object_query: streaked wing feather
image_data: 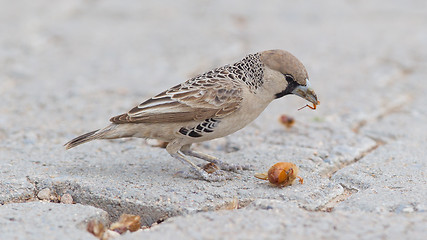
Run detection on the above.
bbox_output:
[110,77,243,124]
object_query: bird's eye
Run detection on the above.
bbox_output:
[284,74,295,82]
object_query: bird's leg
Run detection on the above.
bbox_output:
[180,144,251,172]
[170,152,230,182]
[166,140,230,181]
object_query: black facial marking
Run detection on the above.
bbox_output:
[275,74,300,99]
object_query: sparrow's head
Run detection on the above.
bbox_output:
[260,49,319,105]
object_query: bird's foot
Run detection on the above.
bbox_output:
[180,148,252,172]
[171,152,235,182]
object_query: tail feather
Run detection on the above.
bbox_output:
[64,129,100,149]
[65,124,138,149]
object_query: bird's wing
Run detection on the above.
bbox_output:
[110,75,243,124]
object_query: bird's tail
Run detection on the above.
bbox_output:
[64,123,144,149]
[64,129,101,149]
[64,124,124,149]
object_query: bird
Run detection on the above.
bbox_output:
[64,49,319,181]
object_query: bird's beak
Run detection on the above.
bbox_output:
[291,79,319,105]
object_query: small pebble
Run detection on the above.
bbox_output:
[37,188,51,200]
[61,193,73,204]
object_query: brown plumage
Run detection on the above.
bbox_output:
[65,49,319,181]
[110,78,243,124]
